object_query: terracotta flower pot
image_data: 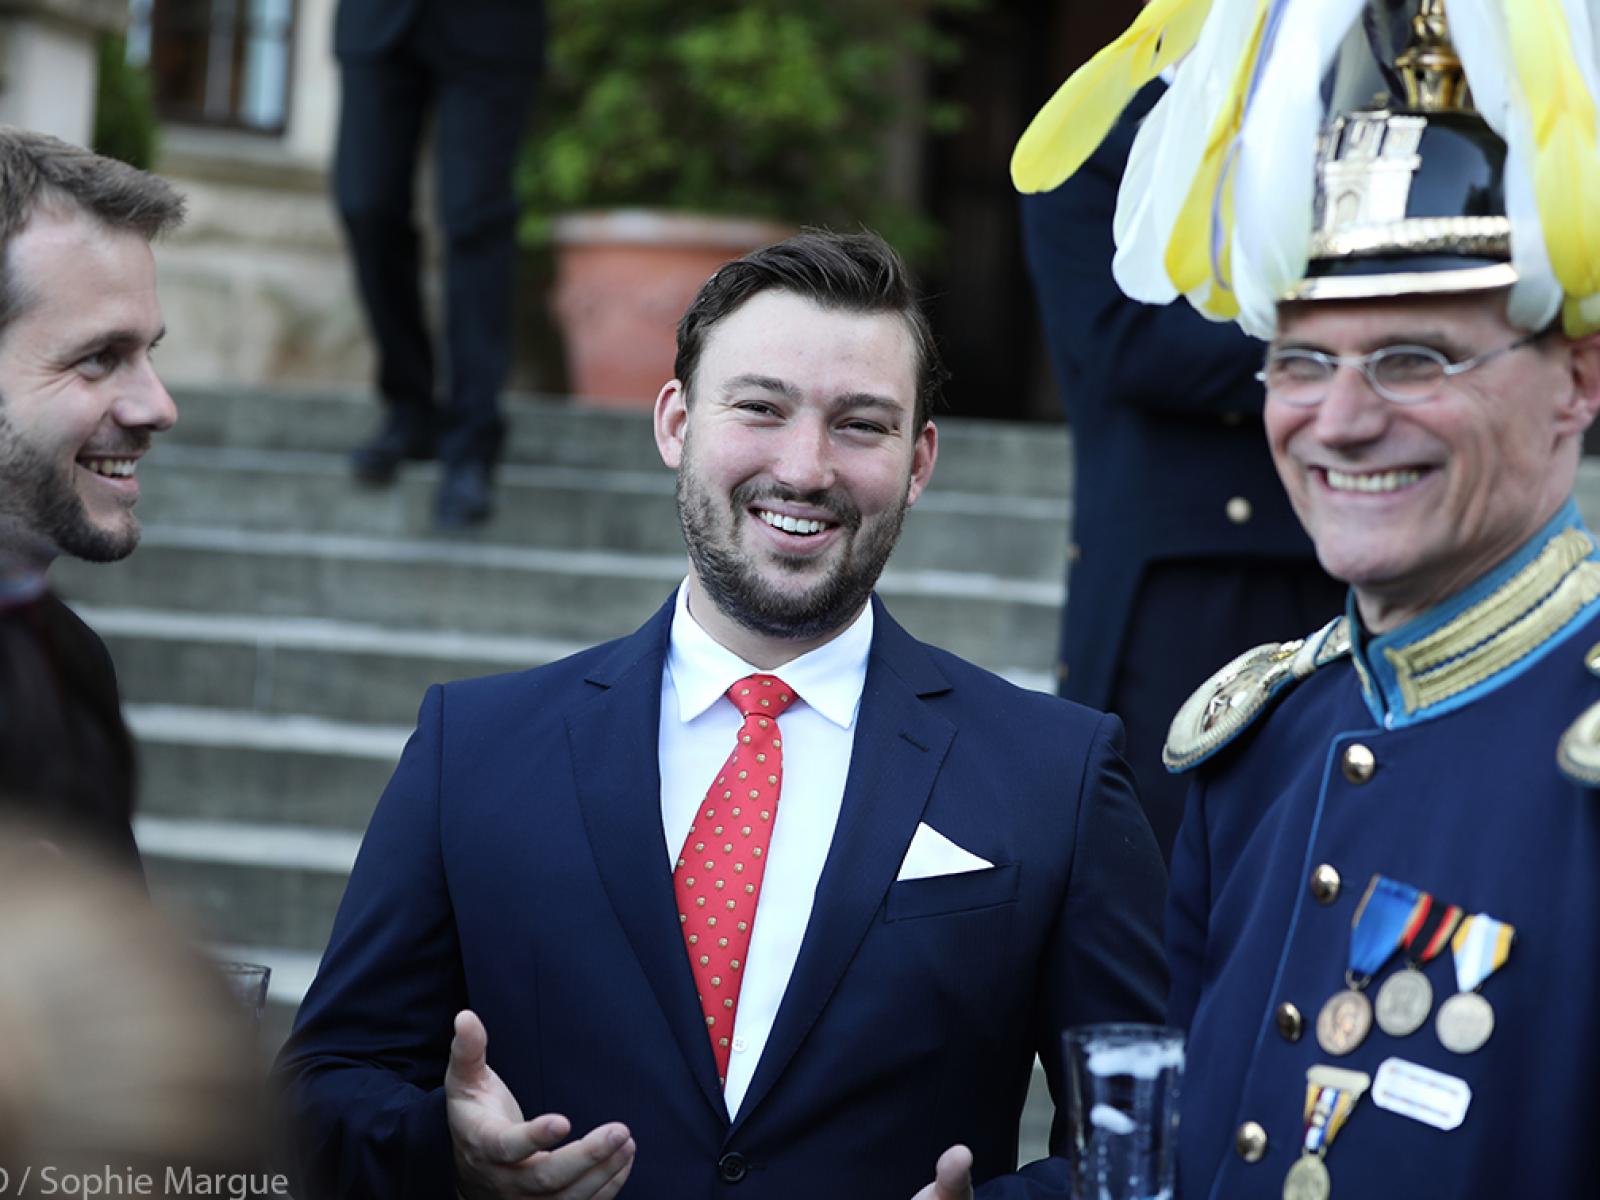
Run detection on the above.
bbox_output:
[551,210,793,409]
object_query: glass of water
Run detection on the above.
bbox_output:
[216,960,272,1027]
[1063,1023,1184,1200]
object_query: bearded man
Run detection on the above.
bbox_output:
[276,230,1167,1200]
[0,128,183,867]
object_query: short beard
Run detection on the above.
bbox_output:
[676,461,907,643]
[0,411,139,564]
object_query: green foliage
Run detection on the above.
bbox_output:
[518,0,977,258]
[93,35,159,170]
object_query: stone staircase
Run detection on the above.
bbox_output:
[48,385,1074,1157]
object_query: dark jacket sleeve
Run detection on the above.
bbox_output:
[1165,775,1211,1033]
[273,685,464,1200]
[978,713,1169,1199]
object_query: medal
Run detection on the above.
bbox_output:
[1374,899,1462,1038]
[1436,991,1496,1053]
[1435,913,1514,1054]
[1283,1066,1370,1200]
[1316,876,1422,1056]
[1283,1154,1330,1200]
[1315,989,1372,1056]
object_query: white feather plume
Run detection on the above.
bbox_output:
[1450,0,1565,330]
[1111,0,1267,306]
[1231,0,1370,338]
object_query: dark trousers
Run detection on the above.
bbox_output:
[1107,558,1347,865]
[334,28,537,467]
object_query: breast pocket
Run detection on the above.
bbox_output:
[884,863,1020,922]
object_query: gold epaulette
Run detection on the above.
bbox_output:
[1163,617,1351,773]
[1556,640,1600,786]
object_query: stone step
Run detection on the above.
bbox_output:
[134,443,1070,583]
[56,527,1063,679]
[163,387,1073,500]
[126,704,402,830]
[138,815,355,955]
[94,607,587,723]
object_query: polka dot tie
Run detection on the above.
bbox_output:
[674,673,797,1087]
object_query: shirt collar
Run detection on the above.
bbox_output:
[1348,499,1600,727]
[0,551,46,611]
[666,580,872,730]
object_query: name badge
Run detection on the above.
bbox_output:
[1371,1057,1471,1131]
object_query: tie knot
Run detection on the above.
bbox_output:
[727,674,797,719]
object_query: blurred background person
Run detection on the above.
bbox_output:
[0,826,268,1195]
[335,0,545,528]
[1020,78,1343,863]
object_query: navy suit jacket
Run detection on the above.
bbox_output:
[1020,82,1319,710]
[276,595,1168,1198]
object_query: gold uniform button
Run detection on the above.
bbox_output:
[1236,1121,1268,1163]
[1310,863,1341,905]
[1275,1002,1304,1042]
[1226,496,1253,524]
[1341,742,1376,784]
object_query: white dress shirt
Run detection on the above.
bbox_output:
[659,581,871,1118]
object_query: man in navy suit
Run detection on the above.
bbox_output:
[334,0,543,526]
[276,231,1167,1198]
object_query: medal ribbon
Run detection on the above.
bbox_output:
[1300,1067,1370,1154]
[1348,875,1424,984]
[1406,900,1463,966]
[1451,913,1515,993]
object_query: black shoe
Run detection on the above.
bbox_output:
[351,417,437,485]
[434,460,494,528]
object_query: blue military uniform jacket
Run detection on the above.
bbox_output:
[1165,502,1600,1198]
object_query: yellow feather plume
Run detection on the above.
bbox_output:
[1503,0,1600,324]
[1011,0,1214,193]
[1163,0,1267,319]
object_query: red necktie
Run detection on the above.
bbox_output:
[674,673,797,1086]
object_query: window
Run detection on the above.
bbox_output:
[127,0,296,134]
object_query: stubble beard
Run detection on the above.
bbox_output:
[675,452,908,643]
[0,410,140,564]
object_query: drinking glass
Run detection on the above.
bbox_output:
[1063,1023,1183,1200]
[217,961,272,1026]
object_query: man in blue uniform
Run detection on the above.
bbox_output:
[1013,1,1600,1196]
[1158,12,1600,1200]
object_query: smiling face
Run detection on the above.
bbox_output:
[1266,291,1600,631]
[654,289,937,664]
[0,205,175,568]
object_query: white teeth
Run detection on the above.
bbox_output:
[757,509,827,535]
[83,458,136,479]
[1325,467,1423,494]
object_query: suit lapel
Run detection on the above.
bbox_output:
[732,601,955,1129]
[567,600,729,1121]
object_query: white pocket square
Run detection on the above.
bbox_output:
[895,822,994,882]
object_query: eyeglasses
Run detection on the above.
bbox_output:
[1256,331,1547,406]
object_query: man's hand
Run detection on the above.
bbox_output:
[447,1009,635,1198]
[910,1144,974,1200]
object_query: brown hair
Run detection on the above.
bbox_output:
[0,127,185,333]
[673,230,946,431]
